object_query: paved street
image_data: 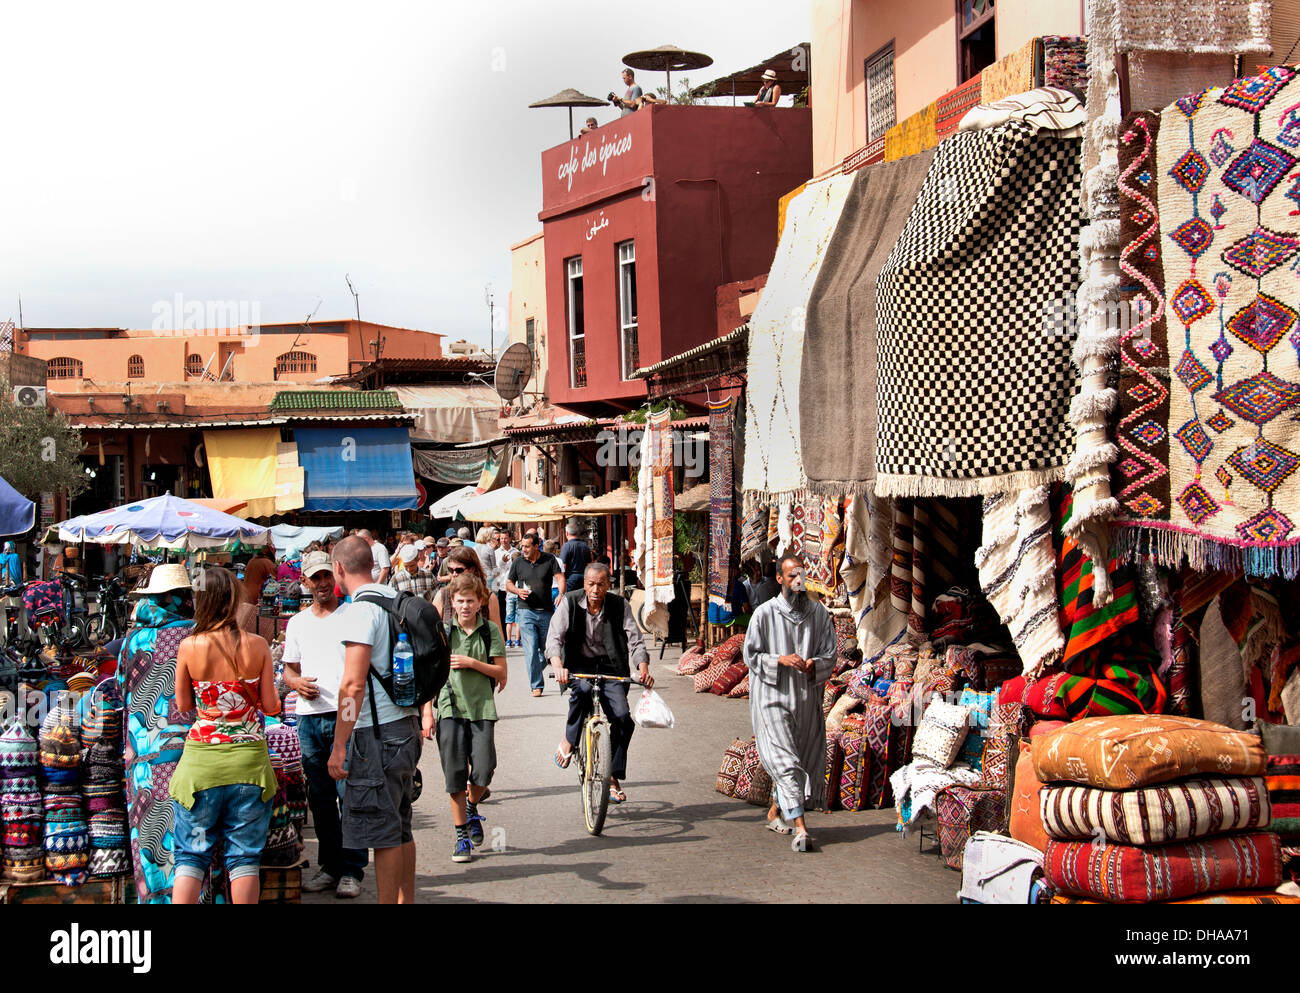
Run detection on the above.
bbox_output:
[303,643,960,904]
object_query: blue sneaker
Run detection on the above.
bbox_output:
[467,812,486,846]
[452,836,474,863]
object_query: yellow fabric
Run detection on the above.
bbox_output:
[883,103,938,162]
[203,428,282,519]
[273,442,305,513]
[776,182,808,240]
[980,38,1042,103]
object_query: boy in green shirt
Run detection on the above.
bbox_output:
[423,573,506,863]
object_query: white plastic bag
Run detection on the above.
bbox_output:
[632,687,675,729]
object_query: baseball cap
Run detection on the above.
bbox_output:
[436,537,449,548]
[301,550,333,578]
[423,537,436,547]
[445,528,457,538]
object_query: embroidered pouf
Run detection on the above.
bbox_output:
[1044,832,1284,903]
[838,717,870,812]
[824,731,845,811]
[937,786,1006,871]
[1032,715,1267,788]
[733,738,772,808]
[715,737,746,797]
[1040,775,1271,845]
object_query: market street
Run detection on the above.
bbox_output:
[303,643,958,905]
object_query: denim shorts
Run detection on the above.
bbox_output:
[505,593,518,623]
[172,783,273,881]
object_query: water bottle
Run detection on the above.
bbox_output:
[392,633,416,707]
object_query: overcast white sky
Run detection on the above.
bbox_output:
[2,0,811,350]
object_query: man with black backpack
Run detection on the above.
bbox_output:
[328,535,450,904]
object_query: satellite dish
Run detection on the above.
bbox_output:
[494,342,534,401]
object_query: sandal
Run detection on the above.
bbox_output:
[554,745,573,770]
[791,831,810,852]
[608,786,627,804]
[767,815,793,835]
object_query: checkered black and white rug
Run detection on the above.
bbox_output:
[874,121,1083,498]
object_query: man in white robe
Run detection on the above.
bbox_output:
[743,554,837,851]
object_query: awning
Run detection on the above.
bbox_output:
[202,428,284,519]
[392,385,502,445]
[429,485,481,519]
[411,444,506,485]
[457,486,546,523]
[268,523,345,558]
[295,427,420,512]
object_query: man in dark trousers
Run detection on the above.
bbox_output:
[559,521,593,594]
[547,562,652,804]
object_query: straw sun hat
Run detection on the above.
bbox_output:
[129,564,193,597]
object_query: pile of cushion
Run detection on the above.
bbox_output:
[81,677,129,879]
[680,634,749,698]
[714,736,772,807]
[0,721,44,882]
[1035,715,1285,903]
[40,706,88,885]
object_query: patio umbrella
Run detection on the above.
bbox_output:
[499,492,583,517]
[0,475,35,536]
[675,483,710,514]
[56,493,269,551]
[560,483,639,517]
[458,486,547,523]
[622,44,713,103]
[429,484,480,520]
[528,88,608,139]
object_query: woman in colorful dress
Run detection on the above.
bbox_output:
[170,565,279,904]
[116,564,197,904]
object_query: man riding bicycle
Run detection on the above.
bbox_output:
[547,562,652,804]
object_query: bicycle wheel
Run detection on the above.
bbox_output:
[581,718,612,836]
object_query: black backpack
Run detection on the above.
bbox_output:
[354,589,451,730]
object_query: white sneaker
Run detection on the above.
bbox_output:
[335,876,362,899]
[303,869,338,893]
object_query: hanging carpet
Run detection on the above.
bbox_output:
[707,396,736,616]
[875,121,1083,498]
[1112,68,1300,579]
[799,150,936,497]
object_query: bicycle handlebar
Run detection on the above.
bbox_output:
[565,674,642,684]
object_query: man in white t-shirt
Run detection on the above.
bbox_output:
[281,550,366,898]
[329,535,421,905]
[359,529,392,584]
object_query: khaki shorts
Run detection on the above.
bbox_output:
[342,716,422,850]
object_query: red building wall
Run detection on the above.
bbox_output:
[539,105,812,413]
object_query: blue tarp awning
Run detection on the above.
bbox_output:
[0,475,36,537]
[295,427,419,512]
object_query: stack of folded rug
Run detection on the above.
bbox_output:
[1035,715,1286,903]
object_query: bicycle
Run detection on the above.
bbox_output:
[563,672,640,836]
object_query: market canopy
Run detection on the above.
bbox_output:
[392,385,502,445]
[267,523,345,559]
[56,493,269,550]
[675,483,710,514]
[690,42,810,101]
[295,426,420,512]
[411,444,506,486]
[0,475,35,537]
[500,492,582,517]
[429,485,482,519]
[562,484,638,517]
[457,486,547,523]
[203,428,304,518]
